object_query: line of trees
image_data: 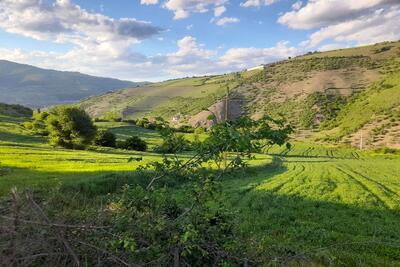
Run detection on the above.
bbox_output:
[24,106,148,151]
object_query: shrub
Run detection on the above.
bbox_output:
[176,125,194,133]
[118,136,147,151]
[94,130,116,147]
[103,112,122,122]
[156,128,191,153]
[24,111,50,136]
[46,107,97,149]
[194,127,206,135]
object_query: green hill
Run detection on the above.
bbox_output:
[0,60,144,107]
[80,41,400,148]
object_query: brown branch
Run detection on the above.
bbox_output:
[75,240,138,267]
[0,215,109,229]
[27,193,81,267]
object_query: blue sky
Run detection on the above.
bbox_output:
[0,0,399,81]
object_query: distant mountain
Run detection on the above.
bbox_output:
[0,60,145,107]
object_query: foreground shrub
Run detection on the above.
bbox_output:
[94,130,116,147]
[46,107,97,149]
[118,136,147,151]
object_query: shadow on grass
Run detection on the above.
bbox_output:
[268,153,356,160]
[222,159,400,265]
[0,131,45,144]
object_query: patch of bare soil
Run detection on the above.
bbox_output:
[189,96,245,128]
[345,116,400,149]
[279,68,380,97]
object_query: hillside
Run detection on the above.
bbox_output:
[0,60,143,107]
[80,41,400,149]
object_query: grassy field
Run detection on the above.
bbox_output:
[1,115,400,265]
[224,143,400,265]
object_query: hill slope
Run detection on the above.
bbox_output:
[80,41,400,148]
[0,60,143,107]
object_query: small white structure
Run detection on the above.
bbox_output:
[246,65,265,72]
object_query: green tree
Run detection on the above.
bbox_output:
[24,110,50,136]
[46,107,97,149]
[118,136,147,151]
[94,130,116,147]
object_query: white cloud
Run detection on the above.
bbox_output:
[140,0,158,5]
[0,0,162,55]
[278,0,400,49]
[0,0,163,80]
[0,34,298,81]
[212,17,240,26]
[186,24,194,30]
[304,6,400,48]
[240,0,278,8]
[278,0,397,29]
[291,1,302,11]
[219,41,299,69]
[214,5,227,17]
[164,0,227,19]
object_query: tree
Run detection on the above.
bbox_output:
[113,115,293,265]
[154,119,191,153]
[118,136,147,151]
[94,130,116,147]
[24,110,50,136]
[46,107,97,149]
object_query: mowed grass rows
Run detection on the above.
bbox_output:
[223,143,400,265]
[1,115,400,265]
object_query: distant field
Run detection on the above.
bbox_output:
[0,115,400,265]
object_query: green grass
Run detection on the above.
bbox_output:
[79,74,239,120]
[223,142,400,265]
[1,115,400,265]
[318,71,400,140]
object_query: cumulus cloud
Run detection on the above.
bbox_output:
[219,41,299,69]
[278,0,398,29]
[240,0,278,8]
[0,0,162,57]
[214,5,227,17]
[212,17,240,26]
[278,0,400,49]
[0,34,298,81]
[0,0,165,80]
[140,0,158,5]
[291,1,302,11]
[164,0,227,19]
[303,6,400,48]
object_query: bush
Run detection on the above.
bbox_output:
[24,111,50,136]
[176,125,194,133]
[94,130,116,147]
[156,131,191,153]
[118,136,147,151]
[46,107,97,149]
[194,127,206,135]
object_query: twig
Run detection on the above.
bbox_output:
[75,240,138,267]
[27,193,81,267]
[0,215,110,229]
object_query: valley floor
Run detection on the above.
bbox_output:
[1,118,400,265]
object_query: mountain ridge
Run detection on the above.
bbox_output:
[0,60,147,107]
